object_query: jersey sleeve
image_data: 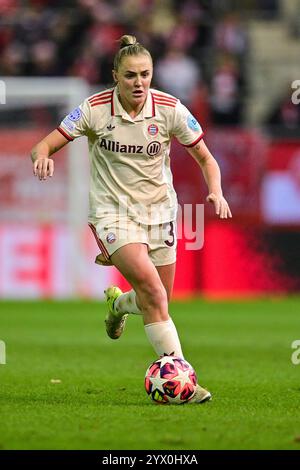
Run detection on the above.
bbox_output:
[171,101,204,147]
[57,99,91,141]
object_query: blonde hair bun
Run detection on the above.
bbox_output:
[113,35,152,71]
[119,35,138,49]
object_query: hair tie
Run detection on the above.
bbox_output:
[120,43,136,50]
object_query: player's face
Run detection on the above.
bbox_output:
[113,54,153,112]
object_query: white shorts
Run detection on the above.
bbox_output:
[89,217,177,266]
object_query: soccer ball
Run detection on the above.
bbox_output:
[144,355,197,404]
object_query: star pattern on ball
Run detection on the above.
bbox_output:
[173,367,194,389]
[145,355,197,404]
[157,355,176,368]
[149,372,169,393]
[166,395,182,404]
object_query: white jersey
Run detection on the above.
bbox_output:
[58,87,204,225]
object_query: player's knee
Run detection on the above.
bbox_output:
[138,280,167,311]
[150,284,168,310]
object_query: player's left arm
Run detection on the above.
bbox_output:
[187,139,232,219]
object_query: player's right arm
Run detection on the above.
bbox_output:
[31,129,69,180]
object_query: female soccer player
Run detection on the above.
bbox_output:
[31,35,232,403]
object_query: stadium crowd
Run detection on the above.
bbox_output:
[0,0,288,130]
[0,0,251,127]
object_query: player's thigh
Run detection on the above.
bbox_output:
[110,243,164,294]
[156,263,176,302]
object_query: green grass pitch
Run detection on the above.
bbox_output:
[1,298,300,450]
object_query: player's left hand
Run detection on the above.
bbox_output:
[206,193,232,219]
[33,157,54,181]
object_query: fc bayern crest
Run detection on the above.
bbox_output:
[148,124,158,136]
[106,232,117,244]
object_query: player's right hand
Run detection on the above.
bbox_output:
[206,193,232,219]
[33,158,54,180]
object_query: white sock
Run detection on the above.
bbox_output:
[114,289,142,315]
[144,319,184,358]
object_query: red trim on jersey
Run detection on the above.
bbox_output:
[183,132,205,148]
[154,100,176,108]
[152,92,177,104]
[57,126,74,141]
[154,97,177,104]
[154,98,177,104]
[90,98,112,108]
[111,93,115,116]
[88,223,110,260]
[98,239,110,260]
[150,92,156,117]
[88,91,113,103]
